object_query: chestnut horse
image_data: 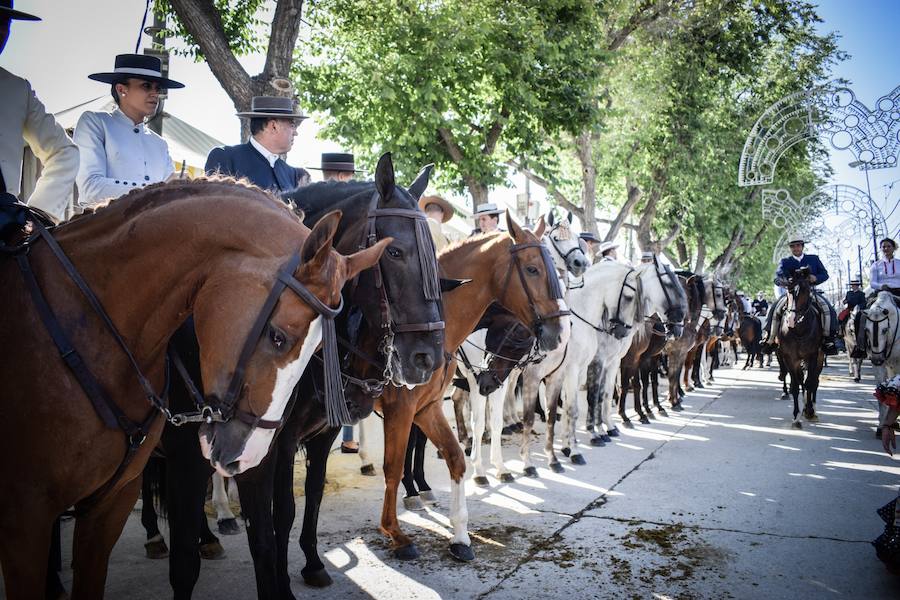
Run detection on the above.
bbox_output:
[0,180,388,599]
[375,212,567,562]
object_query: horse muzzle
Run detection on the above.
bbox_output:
[667,322,684,339]
[534,318,564,352]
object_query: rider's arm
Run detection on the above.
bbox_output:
[812,256,829,285]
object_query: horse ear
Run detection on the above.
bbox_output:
[547,211,556,227]
[345,237,392,280]
[440,277,471,293]
[375,153,395,204]
[301,210,342,265]
[505,210,523,240]
[407,164,434,200]
[567,211,573,224]
[533,215,546,238]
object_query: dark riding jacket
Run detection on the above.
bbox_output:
[775,254,829,286]
[843,289,866,310]
[205,142,308,193]
[752,299,768,315]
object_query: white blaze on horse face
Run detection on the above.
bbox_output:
[234,315,324,473]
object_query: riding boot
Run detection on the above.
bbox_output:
[819,297,839,356]
[852,312,868,359]
[761,302,782,354]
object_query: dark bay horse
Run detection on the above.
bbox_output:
[0,180,386,599]
[664,273,704,410]
[162,154,446,599]
[777,267,823,428]
[373,213,566,562]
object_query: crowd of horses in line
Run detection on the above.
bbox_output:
[0,153,877,600]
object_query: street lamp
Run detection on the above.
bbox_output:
[849,160,879,260]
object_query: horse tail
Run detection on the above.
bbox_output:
[143,454,169,521]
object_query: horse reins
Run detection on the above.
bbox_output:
[866,306,899,363]
[500,241,570,327]
[570,266,639,335]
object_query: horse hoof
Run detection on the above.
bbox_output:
[658,409,668,417]
[524,466,539,478]
[570,454,586,465]
[549,462,565,473]
[501,425,515,436]
[600,434,612,443]
[639,416,651,425]
[561,447,571,457]
[217,518,240,536]
[695,382,704,389]
[608,428,620,437]
[473,476,490,487]
[419,490,438,504]
[199,540,226,560]
[590,437,606,447]
[876,428,883,438]
[301,567,333,588]
[853,377,861,383]
[780,394,789,401]
[360,464,376,476]
[403,495,426,511]
[449,543,475,562]
[791,421,802,430]
[394,544,419,561]
[805,413,819,422]
[464,447,472,457]
[622,419,634,429]
[499,472,515,483]
[144,536,169,560]
[672,404,684,412]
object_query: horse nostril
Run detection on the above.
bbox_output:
[413,352,434,372]
[884,309,889,316]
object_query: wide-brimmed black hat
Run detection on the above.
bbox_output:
[88,53,184,89]
[1,1,40,21]
[579,232,602,244]
[307,152,362,173]
[236,96,306,120]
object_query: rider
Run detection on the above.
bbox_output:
[761,235,839,355]
[752,292,769,317]
[578,231,602,263]
[736,291,752,314]
[596,241,619,262]
[854,238,900,358]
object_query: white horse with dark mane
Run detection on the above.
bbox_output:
[865,291,900,429]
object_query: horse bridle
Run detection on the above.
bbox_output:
[340,192,445,391]
[544,223,582,268]
[570,266,638,335]
[652,256,685,326]
[500,241,570,327]
[866,307,898,362]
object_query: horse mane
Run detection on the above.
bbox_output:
[438,231,505,258]
[62,176,302,228]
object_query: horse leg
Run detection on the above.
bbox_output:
[790,366,802,428]
[414,401,474,562]
[401,425,424,509]
[69,477,142,599]
[469,381,490,486]
[358,414,377,476]
[489,384,514,481]
[411,426,434,502]
[379,397,419,558]
[545,374,566,471]
[140,456,167,558]
[212,473,239,535]
[234,447,283,600]
[451,387,472,456]
[804,357,822,421]
[0,501,54,599]
[600,366,619,441]
[298,426,340,589]
[618,364,632,425]
[585,358,600,434]
[632,366,649,424]
[519,368,540,477]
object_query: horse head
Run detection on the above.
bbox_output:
[198,210,390,476]
[542,211,589,278]
[865,291,899,366]
[637,258,687,338]
[702,275,727,320]
[286,153,446,390]
[497,211,567,351]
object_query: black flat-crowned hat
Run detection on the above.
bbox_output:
[236,96,306,120]
[579,232,602,244]
[1,0,40,20]
[306,152,361,173]
[88,53,184,88]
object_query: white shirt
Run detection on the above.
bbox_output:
[249,136,279,168]
[870,257,900,290]
[73,107,173,207]
[0,67,79,220]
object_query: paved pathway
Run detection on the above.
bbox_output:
[53,357,899,599]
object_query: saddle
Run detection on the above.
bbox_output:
[0,193,56,252]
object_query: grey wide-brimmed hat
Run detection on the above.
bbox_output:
[307,152,362,173]
[640,251,655,260]
[236,96,307,120]
[88,54,185,89]
[787,234,806,245]
[419,195,454,223]
[473,202,504,217]
[579,232,602,244]
[1,0,40,20]
[849,279,862,285]
[597,241,619,255]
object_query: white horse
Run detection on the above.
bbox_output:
[865,292,900,427]
[844,306,863,383]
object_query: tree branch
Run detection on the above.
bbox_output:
[482,106,510,156]
[264,0,304,82]
[438,126,466,163]
[605,177,643,242]
[169,0,253,108]
[507,159,581,218]
[606,0,677,52]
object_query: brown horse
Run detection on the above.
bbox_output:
[374,212,566,562]
[665,273,704,409]
[0,180,388,599]
[777,267,823,428]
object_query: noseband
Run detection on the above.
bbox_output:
[866,307,898,362]
[544,224,583,266]
[571,266,638,335]
[652,257,684,325]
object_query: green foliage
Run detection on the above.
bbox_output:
[154,0,268,59]
[294,0,607,193]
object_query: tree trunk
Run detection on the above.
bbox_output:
[575,132,598,235]
[693,238,706,274]
[676,236,689,267]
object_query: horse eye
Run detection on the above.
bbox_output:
[268,325,287,350]
[526,265,540,275]
[386,246,402,259]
